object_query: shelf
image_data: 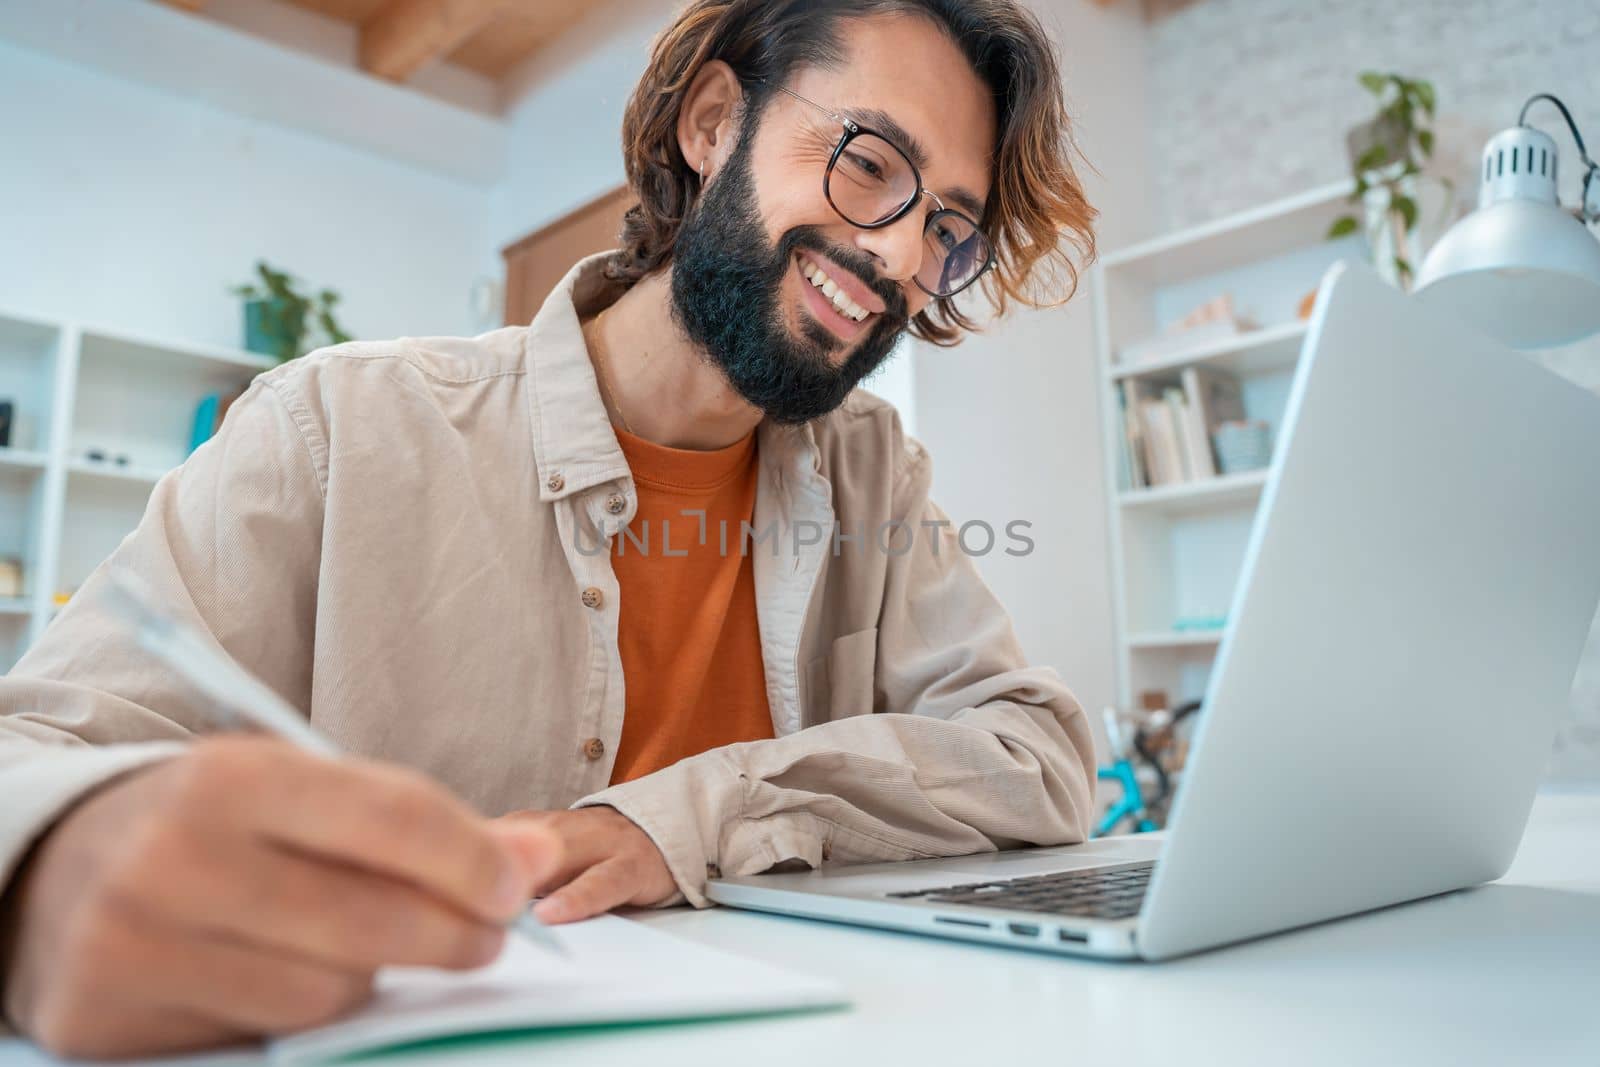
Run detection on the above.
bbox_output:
[0,448,49,472]
[1110,321,1308,382]
[79,327,277,375]
[1119,469,1270,516]
[68,459,172,487]
[0,598,30,617]
[1126,630,1225,650]
[1101,180,1355,286]
[0,309,60,351]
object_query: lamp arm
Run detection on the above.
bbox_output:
[1519,93,1599,224]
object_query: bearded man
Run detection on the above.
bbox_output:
[0,0,1098,1056]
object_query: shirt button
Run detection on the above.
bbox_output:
[580,586,604,609]
[546,472,565,492]
[605,492,626,515]
[582,737,606,760]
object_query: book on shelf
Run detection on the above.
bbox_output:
[1117,381,1148,490]
[189,387,249,455]
[1120,367,1250,491]
[1181,365,1246,478]
[1122,378,1185,488]
[1139,396,1183,486]
[1164,387,1198,481]
[1173,381,1214,479]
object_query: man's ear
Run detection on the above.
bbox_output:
[676,59,743,180]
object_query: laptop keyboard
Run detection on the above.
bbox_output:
[886,862,1156,920]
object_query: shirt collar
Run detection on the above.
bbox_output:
[524,252,821,504]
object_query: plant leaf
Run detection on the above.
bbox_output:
[1394,256,1413,279]
[1415,81,1436,116]
[1356,144,1389,172]
[1418,129,1434,157]
[1327,215,1360,239]
[1393,195,1418,230]
[1359,71,1387,95]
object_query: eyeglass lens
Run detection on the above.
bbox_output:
[828,132,990,296]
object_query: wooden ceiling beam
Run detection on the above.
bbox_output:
[160,0,211,11]
[360,0,509,82]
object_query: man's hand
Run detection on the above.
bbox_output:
[492,808,677,924]
[0,737,559,1061]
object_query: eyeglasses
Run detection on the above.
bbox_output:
[761,82,996,299]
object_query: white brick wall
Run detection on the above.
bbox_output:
[1147,0,1599,231]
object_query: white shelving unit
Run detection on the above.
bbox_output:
[0,309,275,671]
[1092,180,1364,709]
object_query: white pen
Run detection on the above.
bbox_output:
[100,569,567,958]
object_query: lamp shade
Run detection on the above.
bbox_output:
[1415,124,1600,349]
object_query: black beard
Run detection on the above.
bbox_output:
[669,131,909,425]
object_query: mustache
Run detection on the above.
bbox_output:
[779,228,910,326]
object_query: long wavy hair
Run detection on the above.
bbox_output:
[606,0,1098,346]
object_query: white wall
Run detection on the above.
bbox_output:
[489,0,676,254]
[0,40,493,349]
[911,0,1156,728]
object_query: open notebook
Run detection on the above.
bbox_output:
[270,915,847,1063]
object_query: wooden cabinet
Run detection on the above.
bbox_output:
[501,185,634,326]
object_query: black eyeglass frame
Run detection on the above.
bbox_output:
[758,80,997,299]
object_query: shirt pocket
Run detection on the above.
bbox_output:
[800,626,880,723]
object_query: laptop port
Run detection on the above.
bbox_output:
[1007,923,1040,938]
[1058,929,1088,944]
[934,916,990,929]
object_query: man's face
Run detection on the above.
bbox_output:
[670,14,997,424]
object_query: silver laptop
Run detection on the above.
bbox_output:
[707,260,1600,961]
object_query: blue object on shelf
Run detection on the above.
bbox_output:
[1173,615,1227,632]
[1213,419,1273,474]
[190,394,220,455]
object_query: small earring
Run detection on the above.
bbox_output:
[700,159,708,178]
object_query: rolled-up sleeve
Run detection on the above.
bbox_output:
[0,375,326,896]
[577,441,1096,907]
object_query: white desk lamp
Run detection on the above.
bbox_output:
[1415,94,1600,349]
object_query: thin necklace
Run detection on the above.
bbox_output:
[589,308,634,436]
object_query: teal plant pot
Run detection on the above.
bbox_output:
[243,298,295,361]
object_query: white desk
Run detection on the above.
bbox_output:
[6,792,1598,1067]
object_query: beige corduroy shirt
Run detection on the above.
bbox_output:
[0,254,1095,914]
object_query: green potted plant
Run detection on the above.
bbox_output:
[1327,72,1452,290]
[232,261,353,362]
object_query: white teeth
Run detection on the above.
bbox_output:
[800,257,872,323]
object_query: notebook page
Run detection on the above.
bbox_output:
[269,915,847,1064]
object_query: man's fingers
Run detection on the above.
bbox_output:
[180,740,527,923]
[532,858,637,924]
[130,832,507,973]
[36,1004,249,1063]
[155,935,374,1037]
[495,811,612,897]
[488,820,566,892]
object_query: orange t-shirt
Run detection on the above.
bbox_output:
[607,424,774,785]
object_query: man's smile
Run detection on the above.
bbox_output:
[794,250,883,343]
